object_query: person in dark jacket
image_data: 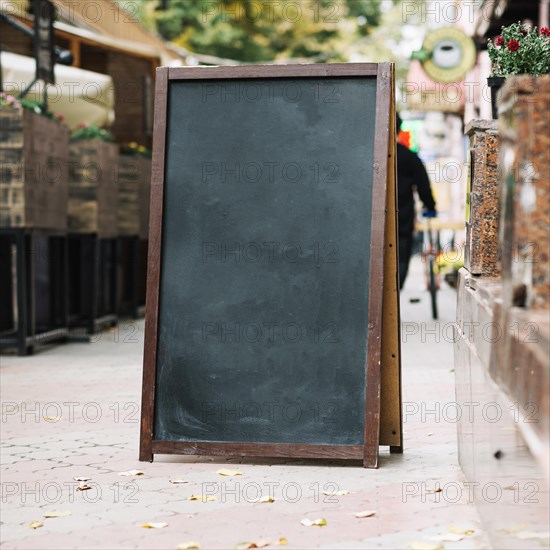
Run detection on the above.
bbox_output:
[396,114,437,288]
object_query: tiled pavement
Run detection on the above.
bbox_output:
[1,258,491,549]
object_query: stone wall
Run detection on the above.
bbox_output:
[455,75,550,548]
[499,76,550,310]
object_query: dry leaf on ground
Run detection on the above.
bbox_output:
[76,483,92,492]
[141,522,168,529]
[29,521,43,529]
[118,470,144,476]
[430,534,464,542]
[250,495,275,503]
[425,487,442,494]
[355,510,376,518]
[43,511,71,518]
[301,518,327,527]
[73,477,91,482]
[276,538,287,546]
[498,525,526,535]
[216,468,242,476]
[235,540,270,549]
[188,495,218,502]
[43,416,61,422]
[322,490,350,496]
[176,543,200,550]
[448,525,474,535]
[169,479,189,484]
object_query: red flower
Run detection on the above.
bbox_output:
[541,27,550,37]
[495,35,504,46]
[507,39,520,51]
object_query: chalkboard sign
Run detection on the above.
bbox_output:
[140,63,401,468]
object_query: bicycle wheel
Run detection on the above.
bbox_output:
[428,257,438,320]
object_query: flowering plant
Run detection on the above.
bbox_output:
[488,22,550,77]
[0,92,21,109]
[120,141,152,158]
[71,122,113,142]
[0,93,64,121]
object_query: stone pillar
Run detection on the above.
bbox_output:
[464,120,500,277]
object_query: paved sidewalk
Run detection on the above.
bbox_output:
[1,257,490,550]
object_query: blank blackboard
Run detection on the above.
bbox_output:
[141,63,398,468]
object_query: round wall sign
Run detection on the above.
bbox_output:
[412,27,477,83]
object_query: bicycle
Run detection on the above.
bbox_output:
[421,210,439,320]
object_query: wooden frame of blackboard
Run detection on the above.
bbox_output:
[140,63,399,468]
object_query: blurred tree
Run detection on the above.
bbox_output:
[342,0,426,92]
[146,0,384,62]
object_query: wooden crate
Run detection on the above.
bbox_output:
[0,107,69,231]
[117,155,151,239]
[68,139,118,237]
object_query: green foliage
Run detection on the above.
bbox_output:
[488,22,550,77]
[150,0,382,62]
[2,96,65,123]
[71,123,114,142]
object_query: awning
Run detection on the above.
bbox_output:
[1,51,115,130]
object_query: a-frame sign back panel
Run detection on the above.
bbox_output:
[140,63,398,468]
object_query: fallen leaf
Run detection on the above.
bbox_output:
[141,522,168,529]
[250,495,275,503]
[448,525,474,536]
[499,525,527,535]
[301,518,327,527]
[277,538,287,546]
[515,531,550,540]
[188,495,218,502]
[216,468,242,476]
[235,540,270,549]
[73,477,91,482]
[43,511,71,518]
[322,490,350,496]
[43,416,61,422]
[169,479,189,484]
[76,483,91,492]
[355,510,376,518]
[118,470,144,476]
[29,521,43,529]
[426,487,442,493]
[410,543,443,550]
[430,534,464,542]
[176,543,200,550]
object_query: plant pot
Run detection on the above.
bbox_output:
[68,139,118,236]
[487,76,506,119]
[0,107,69,230]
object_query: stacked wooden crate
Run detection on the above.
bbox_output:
[68,139,118,236]
[1,107,69,231]
[117,155,151,239]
